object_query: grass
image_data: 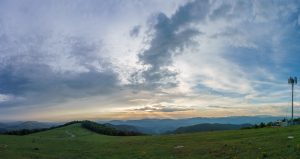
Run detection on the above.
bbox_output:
[1,123,300,159]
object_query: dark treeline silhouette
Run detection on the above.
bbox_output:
[81,121,144,136]
[3,128,49,135]
[242,121,279,129]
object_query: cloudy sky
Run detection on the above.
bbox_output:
[0,0,300,121]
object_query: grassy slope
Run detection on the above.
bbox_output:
[1,123,300,159]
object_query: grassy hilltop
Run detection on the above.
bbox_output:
[0,123,300,159]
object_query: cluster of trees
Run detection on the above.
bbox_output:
[242,122,281,129]
[242,118,300,129]
[81,121,143,136]
[3,128,49,135]
[252,122,269,128]
[56,121,82,128]
[293,118,300,123]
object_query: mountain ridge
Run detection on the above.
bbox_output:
[104,115,284,134]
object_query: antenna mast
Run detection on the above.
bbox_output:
[288,76,297,125]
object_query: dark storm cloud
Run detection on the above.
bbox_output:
[0,35,120,107]
[137,0,209,88]
[0,63,119,108]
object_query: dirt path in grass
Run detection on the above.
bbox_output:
[65,130,75,138]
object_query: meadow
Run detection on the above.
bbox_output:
[1,123,300,159]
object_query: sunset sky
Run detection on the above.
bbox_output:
[0,0,300,121]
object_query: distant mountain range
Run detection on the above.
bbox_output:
[0,121,57,133]
[167,123,252,134]
[104,116,284,134]
[103,123,140,133]
[0,116,285,134]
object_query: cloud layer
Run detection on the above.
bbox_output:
[0,0,300,120]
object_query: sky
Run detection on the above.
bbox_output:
[0,0,300,121]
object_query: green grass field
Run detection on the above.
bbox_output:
[1,123,300,159]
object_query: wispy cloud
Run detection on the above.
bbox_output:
[131,104,194,113]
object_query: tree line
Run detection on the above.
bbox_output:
[81,121,144,136]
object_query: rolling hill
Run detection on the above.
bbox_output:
[0,123,7,133]
[106,116,283,134]
[1,121,143,136]
[0,121,56,132]
[1,122,300,158]
[168,123,252,134]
